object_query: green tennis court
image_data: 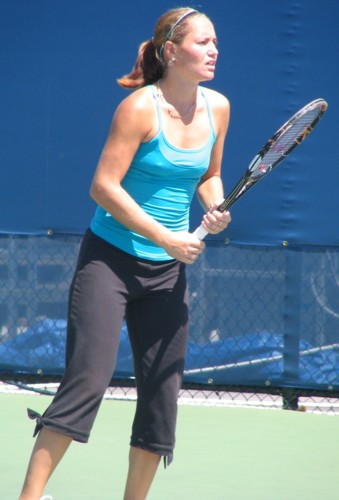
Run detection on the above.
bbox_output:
[2,393,339,500]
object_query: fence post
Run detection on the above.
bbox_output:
[282,247,302,409]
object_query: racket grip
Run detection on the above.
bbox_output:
[192,224,208,241]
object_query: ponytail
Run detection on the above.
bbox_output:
[117,39,165,89]
[116,8,205,90]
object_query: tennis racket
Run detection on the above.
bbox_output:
[193,98,328,240]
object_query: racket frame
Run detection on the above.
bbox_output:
[194,98,328,240]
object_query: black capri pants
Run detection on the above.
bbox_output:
[29,229,189,465]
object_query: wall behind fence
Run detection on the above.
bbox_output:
[0,1,338,390]
[0,235,338,391]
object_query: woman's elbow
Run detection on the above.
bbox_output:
[89,181,97,202]
[90,178,121,206]
[89,179,105,204]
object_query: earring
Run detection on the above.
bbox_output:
[169,56,176,65]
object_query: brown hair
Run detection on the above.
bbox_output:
[117,7,206,89]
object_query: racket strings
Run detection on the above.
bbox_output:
[261,105,325,168]
[216,99,327,215]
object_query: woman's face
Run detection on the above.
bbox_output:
[173,16,219,82]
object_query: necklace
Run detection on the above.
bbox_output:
[156,81,197,120]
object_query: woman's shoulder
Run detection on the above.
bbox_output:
[200,86,230,136]
[117,85,155,115]
[112,86,156,138]
[112,85,162,142]
[200,86,230,111]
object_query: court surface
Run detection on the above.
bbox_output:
[2,393,339,499]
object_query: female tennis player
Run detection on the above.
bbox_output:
[20,7,231,499]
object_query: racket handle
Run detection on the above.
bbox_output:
[192,224,208,241]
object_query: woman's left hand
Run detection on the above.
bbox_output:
[201,199,231,234]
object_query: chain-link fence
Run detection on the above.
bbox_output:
[0,234,338,412]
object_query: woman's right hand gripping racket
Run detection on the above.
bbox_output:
[193,98,328,240]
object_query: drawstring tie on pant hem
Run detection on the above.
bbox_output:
[27,408,44,437]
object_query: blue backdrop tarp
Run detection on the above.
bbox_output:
[0,0,338,245]
[0,319,338,389]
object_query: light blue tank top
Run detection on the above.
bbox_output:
[90,85,216,261]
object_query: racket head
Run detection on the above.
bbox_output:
[255,98,328,173]
[219,98,328,212]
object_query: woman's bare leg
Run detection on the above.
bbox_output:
[19,428,72,500]
[123,447,161,500]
